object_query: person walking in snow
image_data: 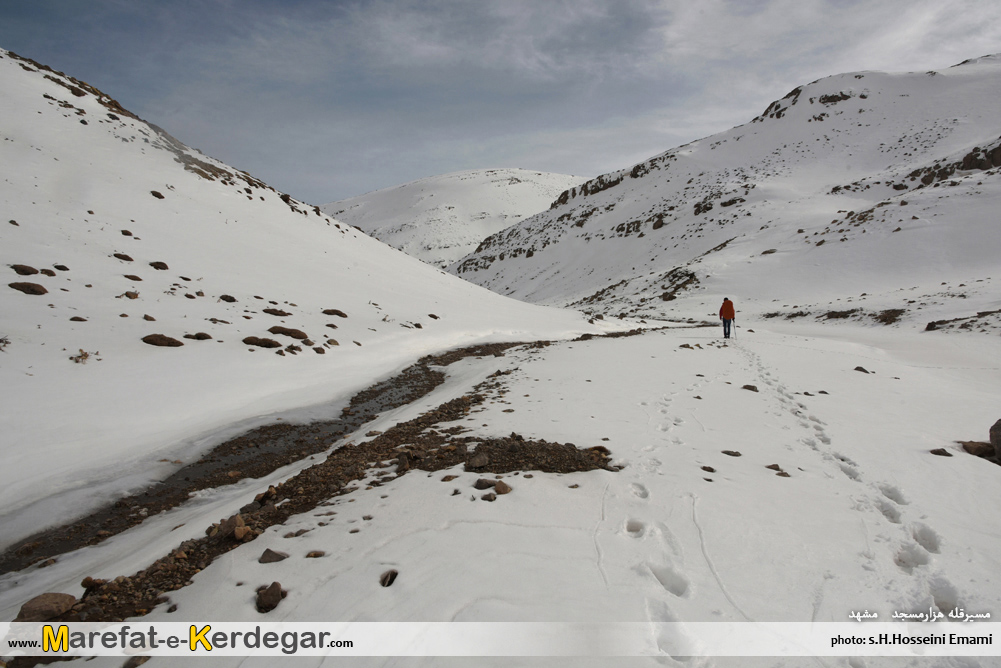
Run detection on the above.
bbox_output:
[719,298,735,339]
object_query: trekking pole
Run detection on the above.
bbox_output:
[733,321,737,340]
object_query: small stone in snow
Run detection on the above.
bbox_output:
[258,549,288,563]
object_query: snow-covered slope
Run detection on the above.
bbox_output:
[322,168,585,267]
[450,56,1001,334]
[0,49,596,549]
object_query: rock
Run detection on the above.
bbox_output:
[259,549,289,563]
[467,451,490,468]
[151,190,164,199]
[54,264,69,271]
[142,334,184,347]
[14,592,77,622]
[143,314,156,321]
[305,550,325,558]
[960,441,994,457]
[481,493,496,502]
[234,526,253,541]
[183,332,212,340]
[256,582,284,613]
[380,570,399,587]
[494,480,512,495]
[243,336,281,348]
[322,309,348,317]
[268,326,309,340]
[313,347,325,354]
[149,261,169,270]
[114,253,134,262]
[473,478,496,490]
[69,316,87,322]
[701,465,715,473]
[679,343,693,349]
[124,291,139,299]
[765,464,782,471]
[441,475,458,482]
[9,281,47,295]
[991,419,1001,460]
[240,500,262,514]
[11,264,38,275]
[776,471,791,477]
[930,448,952,457]
[219,294,237,302]
[742,385,759,392]
[722,450,742,457]
[854,366,870,374]
[215,514,244,539]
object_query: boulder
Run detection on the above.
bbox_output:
[991,419,1001,460]
[256,582,284,613]
[14,592,77,622]
[142,334,183,347]
[9,282,47,295]
[467,451,490,468]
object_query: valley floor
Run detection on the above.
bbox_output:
[3,322,1000,667]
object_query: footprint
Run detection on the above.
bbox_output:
[631,483,650,499]
[878,484,909,505]
[910,523,941,554]
[626,519,646,537]
[875,498,902,524]
[644,599,704,661]
[648,563,691,598]
[839,463,861,481]
[894,542,931,573]
[928,575,960,612]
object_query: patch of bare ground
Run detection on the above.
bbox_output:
[5,347,614,629]
[0,342,536,576]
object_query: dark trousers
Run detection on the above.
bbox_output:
[722,319,732,337]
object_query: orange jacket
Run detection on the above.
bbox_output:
[719,300,735,319]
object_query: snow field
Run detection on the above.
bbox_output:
[7,322,997,668]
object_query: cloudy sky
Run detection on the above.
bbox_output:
[2,1,1000,204]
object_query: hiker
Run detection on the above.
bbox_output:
[719,298,735,339]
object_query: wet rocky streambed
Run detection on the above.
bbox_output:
[4,339,618,631]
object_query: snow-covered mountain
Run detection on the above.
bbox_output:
[450,56,1001,334]
[322,168,585,267]
[0,49,596,549]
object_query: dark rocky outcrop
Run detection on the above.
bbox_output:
[142,334,184,347]
[9,282,48,295]
[243,336,282,348]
